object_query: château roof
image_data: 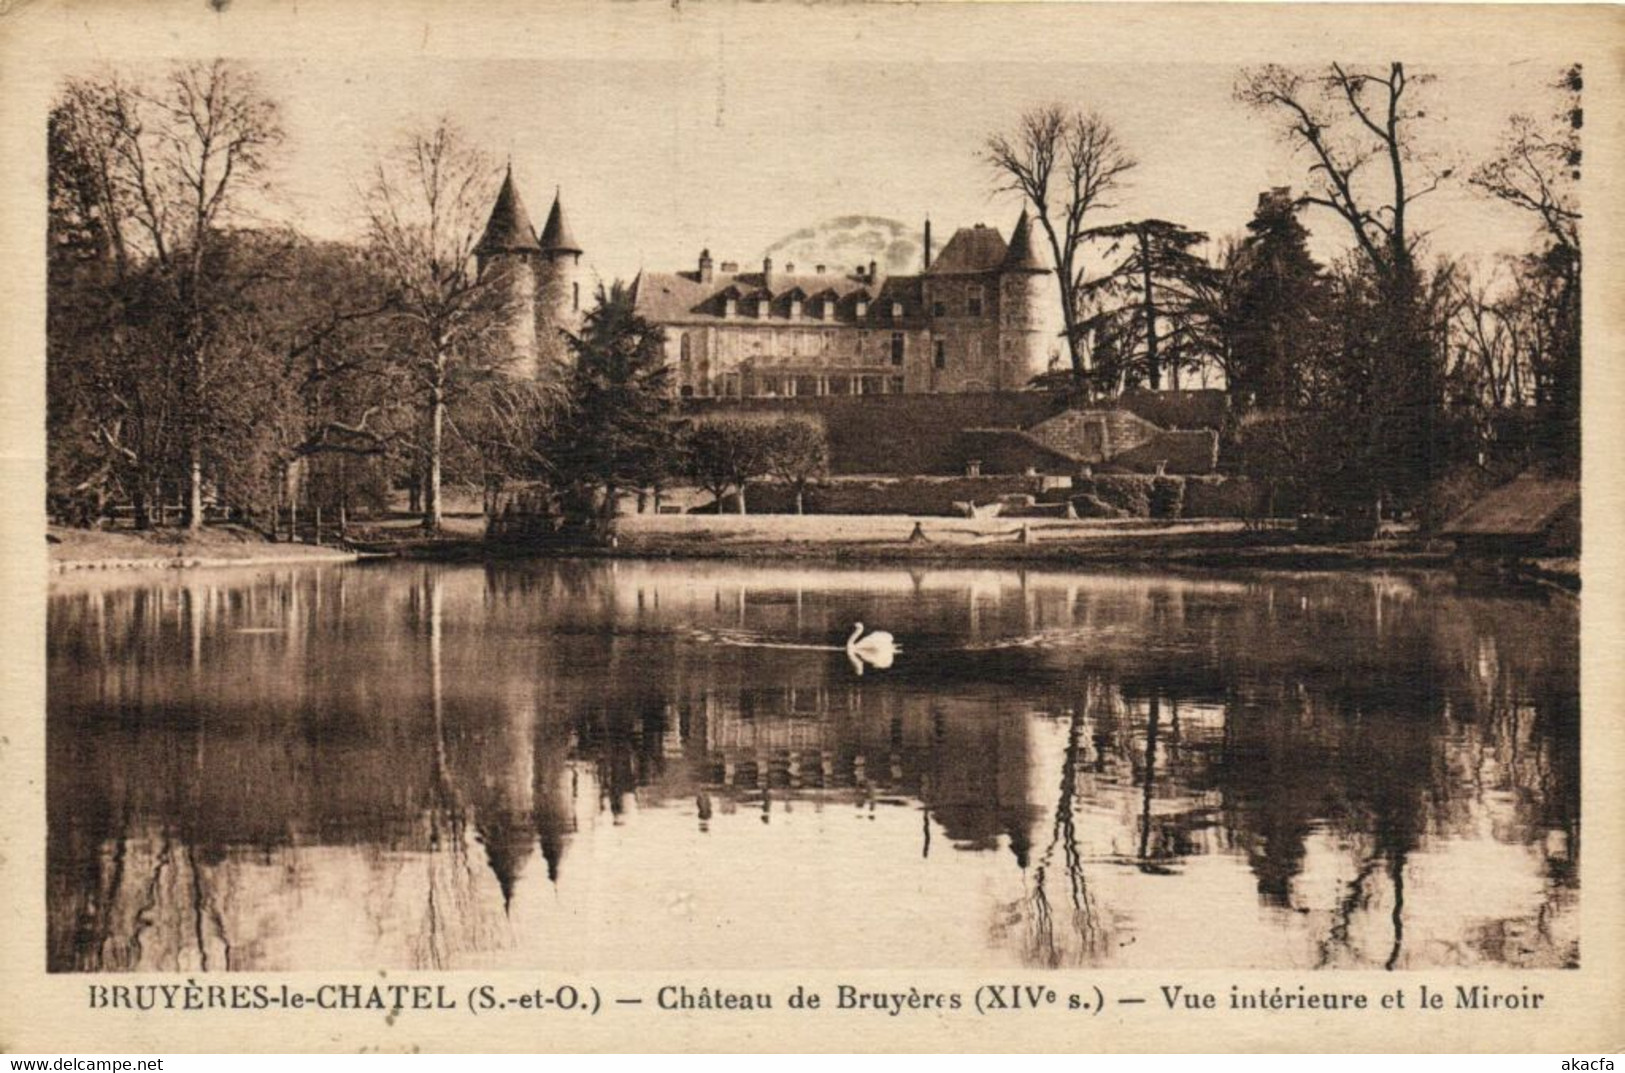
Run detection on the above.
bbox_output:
[539,192,582,254]
[632,268,919,326]
[475,169,543,256]
[1002,210,1047,271]
[1443,472,1579,538]
[925,224,1009,275]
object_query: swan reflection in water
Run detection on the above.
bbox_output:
[846,621,898,675]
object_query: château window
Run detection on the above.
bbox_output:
[891,301,904,319]
[891,333,905,365]
[934,340,946,369]
[967,293,983,317]
[573,282,581,312]
[932,301,947,317]
[889,376,905,394]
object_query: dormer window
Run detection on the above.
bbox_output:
[724,297,738,318]
[756,298,770,318]
[789,298,803,320]
[821,298,835,321]
[855,299,869,318]
[891,301,904,319]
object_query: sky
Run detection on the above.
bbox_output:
[72,4,1574,288]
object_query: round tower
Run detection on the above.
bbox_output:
[474,167,543,380]
[537,190,585,365]
[997,209,1063,387]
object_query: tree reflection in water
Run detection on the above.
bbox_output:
[48,561,1578,972]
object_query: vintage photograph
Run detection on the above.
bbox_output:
[39,13,1582,983]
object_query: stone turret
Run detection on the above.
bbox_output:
[537,190,585,356]
[998,209,1062,385]
[475,167,544,380]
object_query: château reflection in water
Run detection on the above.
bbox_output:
[47,560,1578,972]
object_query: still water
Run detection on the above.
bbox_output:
[48,559,1578,973]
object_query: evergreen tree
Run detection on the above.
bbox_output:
[1077,219,1214,393]
[1238,63,1452,527]
[1228,190,1328,409]
[551,283,677,538]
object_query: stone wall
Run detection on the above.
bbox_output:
[717,475,1051,516]
[1025,408,1162,462]
[683,392,1063,476]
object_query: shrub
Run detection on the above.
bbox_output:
[1070,494,1126,519]
[1089,475,1154,518]
[1419,464,1502,533]
[1185,476,1266,518]
[1149,476,1185,519]
[686,415,776,513]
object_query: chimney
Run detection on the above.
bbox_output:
[698,248,714,283]
[1259,186,1294,212]
[762,256,773,286]
[924,218,933,271]
[868,259,879,283]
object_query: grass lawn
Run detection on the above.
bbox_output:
[49,524,358,570]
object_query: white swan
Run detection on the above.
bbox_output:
[846,622,897,671]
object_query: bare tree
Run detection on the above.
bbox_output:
[1470,65,1581,468]
[361,119,507,530]
[762,416,829,515]
[53,61,284,530]
[1471,66,1581,254]
[985,106,1137,384]
[1235,63,1446,288]
[1236,63,1451,525]
[1448,267,1524,412]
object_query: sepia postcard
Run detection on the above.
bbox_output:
[1,0,1622,1054]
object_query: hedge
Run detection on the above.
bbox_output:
[1150,476,1185,519]
[1185,475,1267,518]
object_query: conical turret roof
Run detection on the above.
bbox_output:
[1002,209,1046,271]
[539,191,582,255]
[476,168,543,256]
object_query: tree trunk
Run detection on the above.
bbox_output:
[186,444,204,532]
[338,458,350,534]
[1141,232,1159,391]
[736,482,748,515]
[423,377,444,531]
[794,487,805,515]
[600,482,619,540]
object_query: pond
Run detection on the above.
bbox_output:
[47,559,1579,972]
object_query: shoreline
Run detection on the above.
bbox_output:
[51,548,361,575]
[47,524,362,576]
[46,520,1578,594]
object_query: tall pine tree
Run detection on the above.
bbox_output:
[1077,219,1214,393]
[1229,188,1327,409]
